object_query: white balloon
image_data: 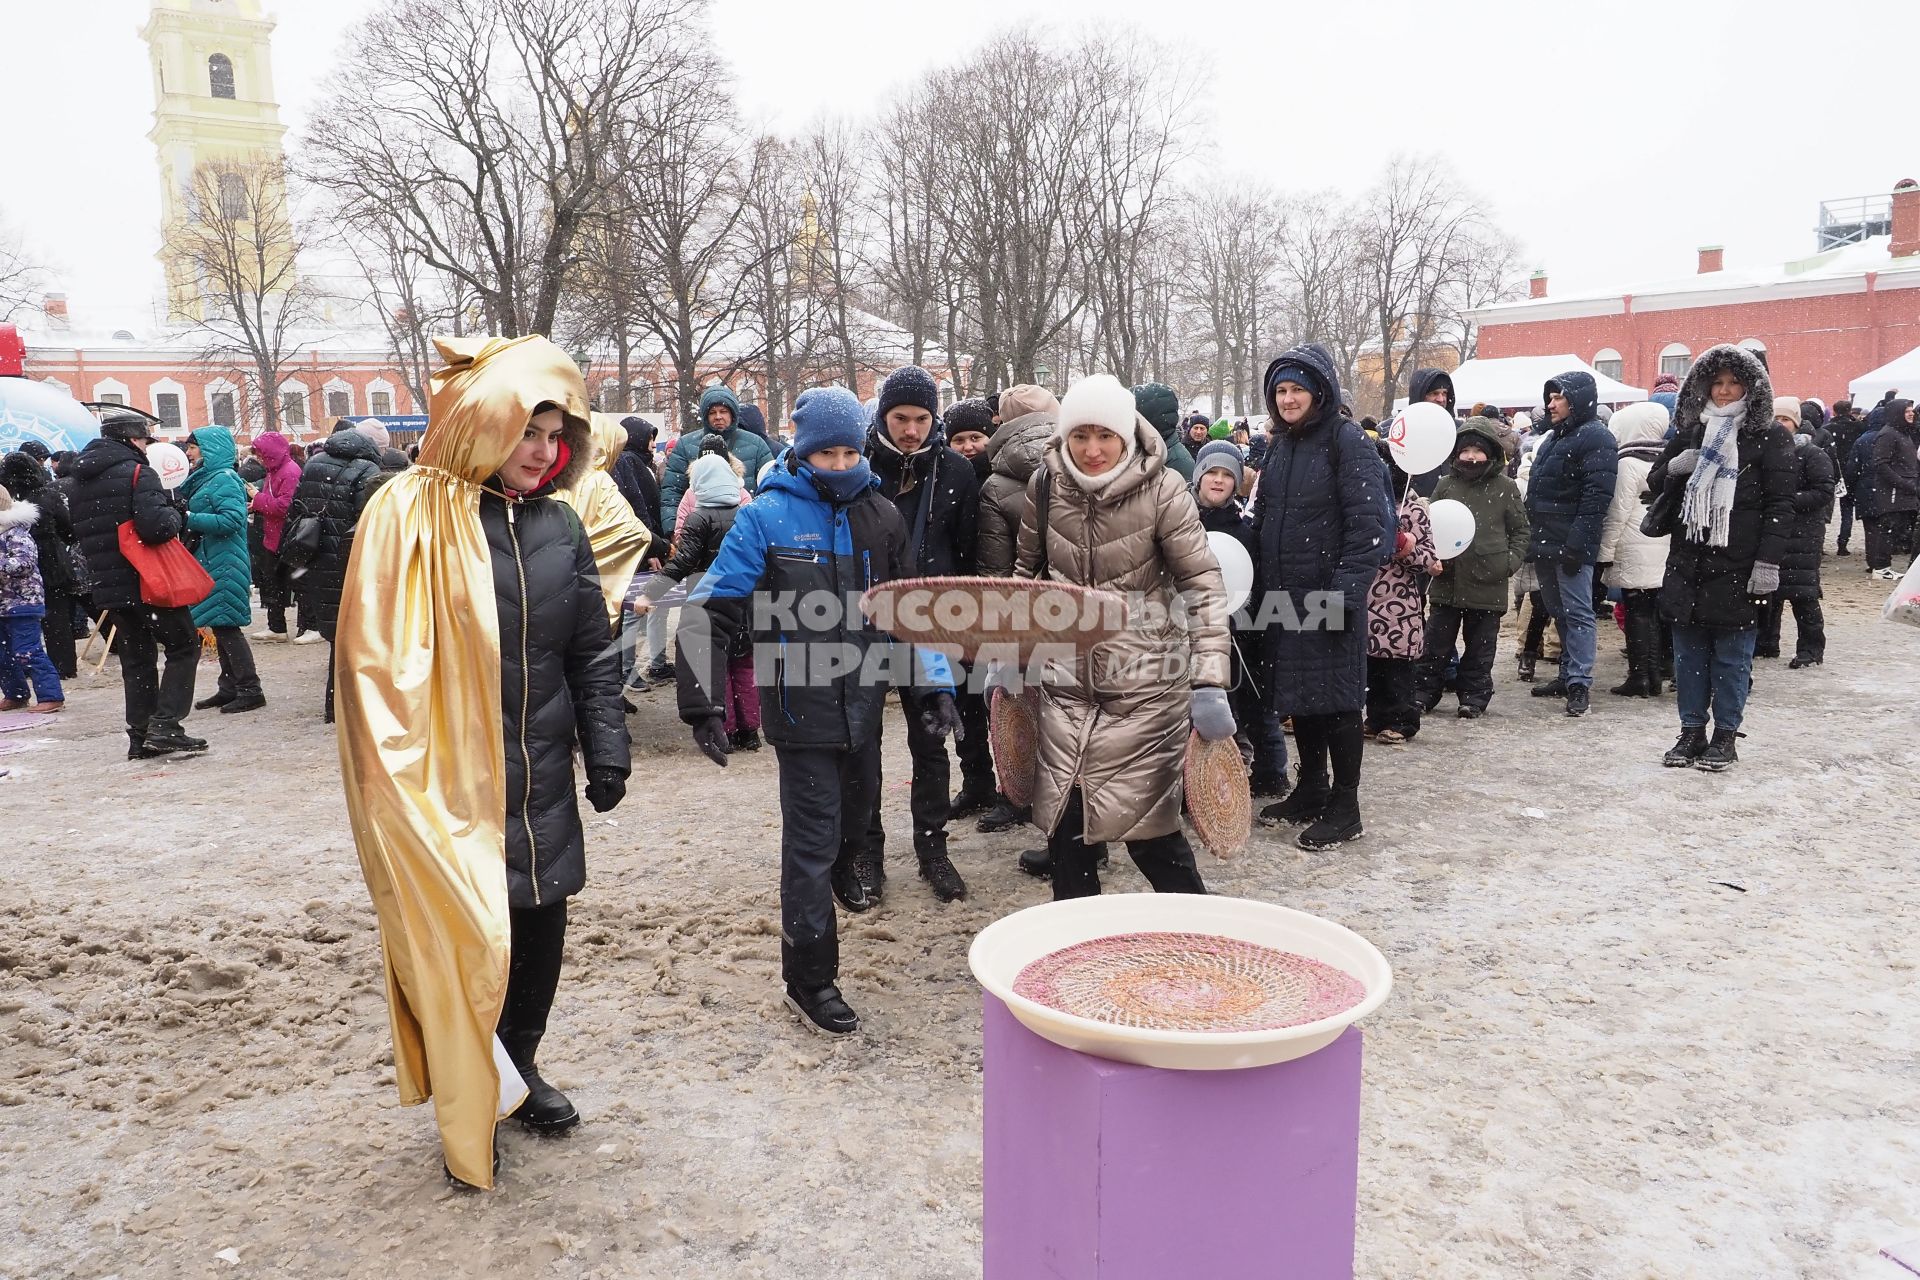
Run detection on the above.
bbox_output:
[146,441,192,490]
[1387,401,1455,475]
[1205,530,1254,614]
[1428,498,1477,560]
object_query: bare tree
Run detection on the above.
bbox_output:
[736,133,821,428]
[1354,155,1495,414]
[1440,228,1523,362]
[1074,29,1202,386]
[168,158,326,432]
[866,91,947,368]
[1272,191,1373,393]
[0,212,45,322]
[614,58,764,429]
[304,0,697,338]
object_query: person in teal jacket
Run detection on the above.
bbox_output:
[181,427,265,713]
[659,386,776,534]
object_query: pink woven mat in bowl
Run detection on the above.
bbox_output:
[1012,931,1366,1033]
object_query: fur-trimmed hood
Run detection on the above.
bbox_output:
[1673,343,1775,439]
[0,499,40,529]
[1542,370,1599,430]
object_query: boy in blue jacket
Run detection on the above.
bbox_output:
[675,387,957,1036]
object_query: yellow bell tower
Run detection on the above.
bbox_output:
[142,0,291,322]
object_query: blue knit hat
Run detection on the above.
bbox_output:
[791,387,869,456]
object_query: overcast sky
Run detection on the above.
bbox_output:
[6,0,1912,328]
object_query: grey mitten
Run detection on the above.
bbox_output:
[1189,687,1237,742]
[1667,448,1700,478]
[1747,561,1780,596]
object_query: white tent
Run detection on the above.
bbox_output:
[1445,355,1648,410]
[1849,344,1920,404]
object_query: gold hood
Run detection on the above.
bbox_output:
[562,413,654,628]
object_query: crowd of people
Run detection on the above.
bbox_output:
[10,331,1912,1189]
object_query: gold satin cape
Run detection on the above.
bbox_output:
[334,335,591,1190]
[563,413,654,629]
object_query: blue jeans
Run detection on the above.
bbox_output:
[0,613,64,704]
[1670,623,1758,734]
[1536,561,1596,687]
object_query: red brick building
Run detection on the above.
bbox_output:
[1470,180,1920,404]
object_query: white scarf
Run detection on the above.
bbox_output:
[1680,397,1745,547]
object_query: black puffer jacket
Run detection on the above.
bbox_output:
[69,437,184,611]
[481,483,630,909]
[646,502,739,593]
[1525,370,1618,564]
[1,452,76,596]
[868,426,979,577]
[1871,403,1919,515]
[612,416,664,549]
[1252,342,1394,716]
[289,430,382,639]
[1647,345,1797,630]
[1777,433,1836,601]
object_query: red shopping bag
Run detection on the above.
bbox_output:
[117,465,213,609]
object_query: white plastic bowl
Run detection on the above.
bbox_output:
[969,894,1392,1071]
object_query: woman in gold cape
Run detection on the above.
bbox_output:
[563,413,654,631]
[335,336,631,1189]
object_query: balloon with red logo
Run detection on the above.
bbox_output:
[1386,401,1454,475]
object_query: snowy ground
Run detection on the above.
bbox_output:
[3,551,1918,1280]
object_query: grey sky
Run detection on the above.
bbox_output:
[6,0,1911,327]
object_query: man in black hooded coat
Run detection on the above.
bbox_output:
[1522,370,1617,717]
[1404,368,1457,498]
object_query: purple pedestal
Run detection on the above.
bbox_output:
[982,994,1362,1280]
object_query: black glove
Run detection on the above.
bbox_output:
[584,767,627,813]
[1558,546,1586,575]
[691,716,730,767]
[919,691,962,741]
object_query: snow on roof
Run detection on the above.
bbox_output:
[1849,342,1920,403]
[1446,355,1647,409]
[1472,236,1920,323]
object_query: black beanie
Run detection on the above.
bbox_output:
[945,397,995,439]
[877,366,941,424]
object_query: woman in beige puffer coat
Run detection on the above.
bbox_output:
[976,384,1060,577]
[1011,374,1233,900]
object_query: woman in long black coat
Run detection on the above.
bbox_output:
[1756,421,1835,668]
[1645,344,1796,772]
[1250,342,1393,850]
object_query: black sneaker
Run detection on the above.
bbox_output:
[219,692,267,715]
[829,859,872,913]
[1663,727,1708,767]
[976,798,1029,833]
[1695,729,1741,772]
[733,728,761,751]
[1787,656,1822,670]
[641,659,674,685]
[918,853,968,902]
[1515,652,1537,682]
[1564,685,1590,717]
[1017,847,1052,878]
[1530,679,1568,698]
[1248,770,1287,798]
[948,780,997,820]
[1835,545,1851,557]
[194,690,235,711]
[1456,705,1485,720]
[785,983,859,1036]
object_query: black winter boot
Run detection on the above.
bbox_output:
[1695,729,1742,772]
[976,797,1030,833]
[1259,770,1330,827]
[1515,651,1537,682]
[220,691,267,714]
[1531,678,1568,698]
[1663,727,1708,767]
[948,777,998,820]
[1297,786,1363,850]
[142,729,209,757]
[852,850,885,905]
[829,857,873,913]
[1564,684,1591,717]
[503,1036,579,1134]
[195,689,235,710]
[918,850,968,903]
[1019,844,1107,877]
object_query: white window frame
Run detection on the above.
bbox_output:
[1738,338,1767,354]
[1658,342,1691,378]
[279,378,310,429]
[92,377,131,404]
[1592,349,1623,382]
[322,378,355,420]
[365,377,396,418]
[150,377,188,435]
[204,378,240,430]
